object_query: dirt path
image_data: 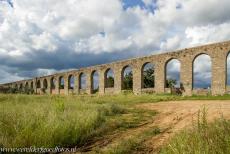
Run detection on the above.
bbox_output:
[76,100,230,153]
[139,100,230,153]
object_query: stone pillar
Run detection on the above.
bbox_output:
[47,77,51,95]
[114,66,122,94]
[155,60,165,94]
[40,79,44,94]
[86,71,92,95]
[99,69,105,95]
[55,77,60,95]
[181,57,193,96]
[74,73,79,95]
[211,50,227,95]
[133,64,142,95]
[41,79,44,89]
[33,79,37,94]
[64,75,69,95]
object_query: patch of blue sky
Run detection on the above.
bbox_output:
[122,0,157,13]
[0,0,13,7]
[99,31,106,37]
[176,3,182,9]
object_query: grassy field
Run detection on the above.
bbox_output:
[0,93,163,149]
[0,93,230,152]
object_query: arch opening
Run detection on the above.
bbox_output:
[51,78,56,89]
[122,66,133,90]
[31,82,33,89]
[43,79,48,89]
[59,76,64,89]
[79,73,86,90]
[25,82,29,89]
[193,54,212,90]
[165,59,181,88]
[92,71,99,93]
[142,63,155,88]
[105,68,114,88]
[36,80,41,88]
[19,83,23,90]
[68,75,75,89]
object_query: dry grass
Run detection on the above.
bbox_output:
[0,94,161,148]
[161,108,230,154]
[1,93,230,151]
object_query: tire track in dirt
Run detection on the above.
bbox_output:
[139,100,230,153]
[74,100,230,153]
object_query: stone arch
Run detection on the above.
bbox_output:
[79,73,86,90]
[19,83,23,90]
[59,76,64,89]
[43,79,48,89]
[25,82,29,89]
[68,74,75,89]
[51,77,56,89]
[91,70,99,93]
[14,84,18,89]
[105,68,114,88]
[122,65,133,90]
[165,58,181,88]
[30,81,34,89]
[36,80,41,88]
[192,53,212,90]
[141,62,155,88]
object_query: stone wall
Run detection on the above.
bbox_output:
[1,41,230,96]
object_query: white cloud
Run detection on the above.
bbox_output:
[0,0,230,85]
[160,36,181,51]
[194,54,212,73]
[142,0,153,6]
[185,23,230,46]
[30,32,57,52]
[36,68,57,77]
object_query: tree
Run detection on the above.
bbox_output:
[143,67,155,88]
[123,72,133,90]
[106,76,114,88]
[166,79,177,94]
[60,85,64,89]
[92,86,99,93]
[166,79,176,88]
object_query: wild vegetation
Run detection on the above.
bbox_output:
[161,108,230,154]
[0,94,162,149]
[0,93,230,153]
[104,126,161,154]
[143,67,155,88]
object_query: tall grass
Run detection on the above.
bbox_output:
[0,95,126,148]
[161,108,230,154]
[1,93,230,149]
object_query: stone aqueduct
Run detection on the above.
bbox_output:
[1,41,230,96]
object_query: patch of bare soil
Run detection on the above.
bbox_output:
[139,100,230,153]
[74,100,230,154]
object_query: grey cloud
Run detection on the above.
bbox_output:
[1,0,230,88]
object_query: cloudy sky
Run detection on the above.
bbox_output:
[1,0,230,87]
